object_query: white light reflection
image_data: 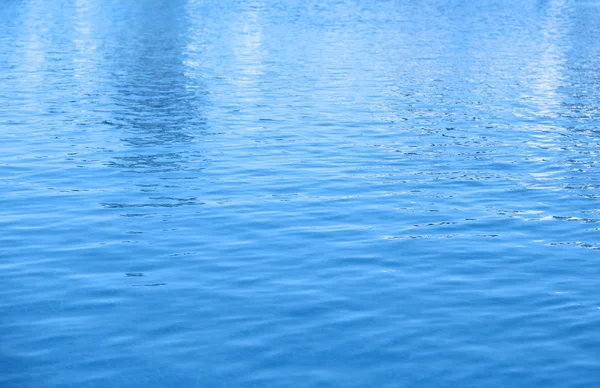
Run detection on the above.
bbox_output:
[526,0,573,119]
[230,2,265,95]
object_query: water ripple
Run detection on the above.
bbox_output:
[2,0,600,387]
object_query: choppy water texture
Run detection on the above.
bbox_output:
[2,0,600,386]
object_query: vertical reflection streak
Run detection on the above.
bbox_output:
[230,2,265,103]
[527,0,572,119]
[99,0,210,213]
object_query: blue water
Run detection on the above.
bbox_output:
[2,0,600,386]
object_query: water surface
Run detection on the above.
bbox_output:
[2,0,600,387]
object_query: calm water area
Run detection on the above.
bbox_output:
[2,0,600,386]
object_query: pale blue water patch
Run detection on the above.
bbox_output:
[2,0,600,387]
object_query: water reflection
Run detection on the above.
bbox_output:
[527,0,571,119]
[230,2,265,88]
[92,0,211,213]
[560,1,600,128]
[104,0,206,149]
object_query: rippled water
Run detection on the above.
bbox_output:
[2,0,600,386]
